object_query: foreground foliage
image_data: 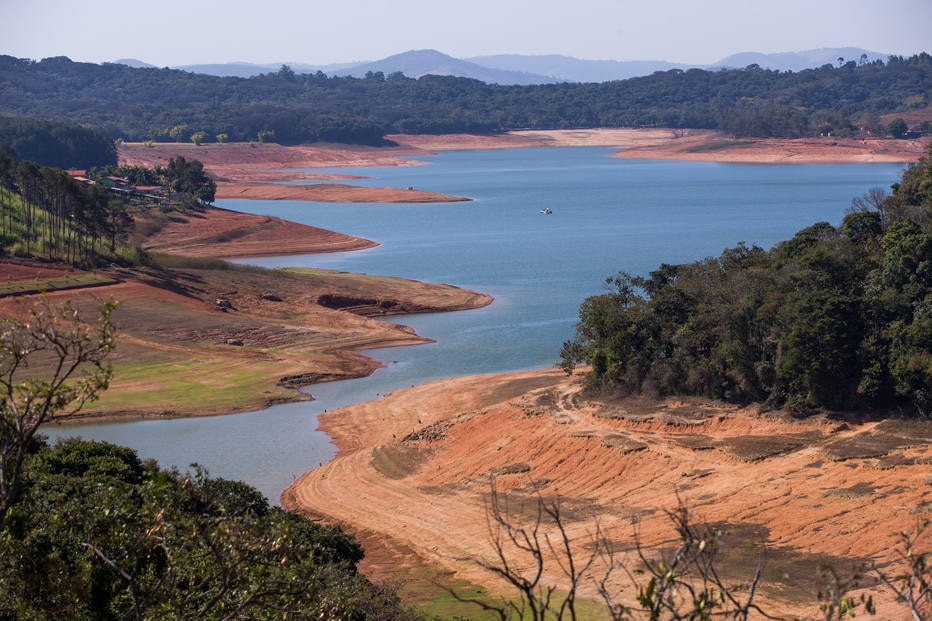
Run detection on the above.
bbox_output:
[561,146,932,415]
[0,439,420,620]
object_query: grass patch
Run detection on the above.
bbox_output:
[148,252,262,271]
[0,273,118,297]
[85,356,297,416]
[396,567,505,621]
[400,562,610,620]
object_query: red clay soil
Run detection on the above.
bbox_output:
[138,205,378,258]
[283,368,932,619]
[119,141,470,203]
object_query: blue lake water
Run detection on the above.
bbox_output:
[44,147,905,502]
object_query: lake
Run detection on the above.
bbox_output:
[44,147,905,502]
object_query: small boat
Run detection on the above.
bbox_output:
[539,208,552,215]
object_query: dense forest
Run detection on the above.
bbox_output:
[0,53,929,145]
[560,145,932,416]
[0,115,117,169]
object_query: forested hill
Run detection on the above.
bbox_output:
[1,53,930,145]
[560,145,932,416]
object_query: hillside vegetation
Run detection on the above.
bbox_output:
[0,53,929,145]
[561,145,932,416]
[0,141,225,266]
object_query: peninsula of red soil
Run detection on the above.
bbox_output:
[138,205,378,258]
[1,257,491,420]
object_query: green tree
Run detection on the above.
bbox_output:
[1,439,420,619]
[886,117,909,138]
[167,124,190,143]
[162,155,216,205]
[560,156,930,415]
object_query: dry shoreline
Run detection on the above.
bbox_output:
[120,129,931,205]
[282,368,932,617]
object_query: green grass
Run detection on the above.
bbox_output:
[0,273,118,297]
[396,567,504,621]
[401,565,611,620]
[87,355,298,416]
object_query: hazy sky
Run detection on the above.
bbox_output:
[2,0,930,67]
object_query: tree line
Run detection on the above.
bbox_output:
[0,115,117,169]
[0,147,216,267]
[0,53,929,145]
[0,144,133,265]
[560,145,932,416]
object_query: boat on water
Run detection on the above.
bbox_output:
[539,208,552,214]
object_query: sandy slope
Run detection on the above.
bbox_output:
[284,368,932,618]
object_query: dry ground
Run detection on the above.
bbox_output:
[283,368,932,619]
[136,205,379,258]
[0,257,490,419]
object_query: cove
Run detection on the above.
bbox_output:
[44,147,906,503]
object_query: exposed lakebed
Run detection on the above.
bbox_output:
[46,147,905,502]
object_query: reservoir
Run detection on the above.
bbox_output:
[45,147,906,502]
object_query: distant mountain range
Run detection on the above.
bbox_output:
[114,47,892,85]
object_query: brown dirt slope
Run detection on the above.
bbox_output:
[138,205,378,258]
[2,261,491,420]
[284,368,932,618]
